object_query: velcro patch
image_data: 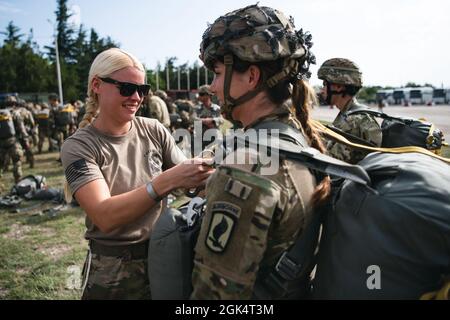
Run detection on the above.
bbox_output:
[205,202,241,254]
[224,178,252,200]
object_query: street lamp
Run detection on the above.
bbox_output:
[48,19,64,105]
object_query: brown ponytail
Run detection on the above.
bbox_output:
[292,79,331,207]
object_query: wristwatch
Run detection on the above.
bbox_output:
[146,181,162,202]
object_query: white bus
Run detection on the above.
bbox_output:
[432,88,448,104]
[376,89,394,106]
[393,87,412,105]
[409,87,433,105]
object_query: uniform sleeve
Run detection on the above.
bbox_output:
[190,165,281,299]
[60,137,105,196]
[358,114,382,147]
[326,114,382,164]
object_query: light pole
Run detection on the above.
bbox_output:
[48,19,63,105]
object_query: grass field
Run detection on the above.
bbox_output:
[0,140,449,300]
[0,149,86,300]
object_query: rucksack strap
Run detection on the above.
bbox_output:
[252,120,308,147]
[249,120,371,185]
[346,108,413,123]
[312,120,450,164]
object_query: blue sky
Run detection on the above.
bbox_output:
[1,0,450,88]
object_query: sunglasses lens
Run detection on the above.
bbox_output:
[119,83,137,97]
[140,85,150,97]
[118,83,150,97]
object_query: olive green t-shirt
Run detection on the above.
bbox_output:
[61,116,186,245]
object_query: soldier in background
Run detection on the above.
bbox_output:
[317,58,382,164]
[154,89,176,115]
[0,96,26,182]
[139,90,171,129]
[75,100,86,126]
[48,94,60,151]
[16,99,36,168]
[193,85,223,150]
[53,103,76,152]
[35,102,54,153]
[26,102,39,147]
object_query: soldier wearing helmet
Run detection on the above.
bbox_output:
[193,84,223,150]
[139,89,171,129]
[0,95,26,182]
[317,58,382,164]
[190,4,330,299]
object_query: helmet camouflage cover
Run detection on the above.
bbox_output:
[198,85,212,95]
[317,58,363,87]
[199,4,315,78]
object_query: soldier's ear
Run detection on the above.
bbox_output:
[247,65,261,90]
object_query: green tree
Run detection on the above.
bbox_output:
[0,23,52,93]
[0,21,24,47]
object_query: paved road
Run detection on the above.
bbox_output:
[311,104,450,138]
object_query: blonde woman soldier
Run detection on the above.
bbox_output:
[61,48,214,300]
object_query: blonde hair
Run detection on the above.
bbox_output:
[78,47,145,129]
[64,48,145,203]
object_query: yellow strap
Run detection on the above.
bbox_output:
[311,120,450,164]
[420,280,450,300]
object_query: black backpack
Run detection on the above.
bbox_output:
[346,109,445,151]
[312,152,450,299]
[0,109,16,139]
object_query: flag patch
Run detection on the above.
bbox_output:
[65,159,89,185]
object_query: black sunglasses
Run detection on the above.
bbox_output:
[100,77,150,98]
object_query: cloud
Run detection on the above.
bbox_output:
[0,1,23,14]
[68,5,81,27]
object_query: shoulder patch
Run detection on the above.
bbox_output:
[65,159,88,185]
[205,202,241,254]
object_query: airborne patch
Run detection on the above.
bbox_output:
[205,202,241,254]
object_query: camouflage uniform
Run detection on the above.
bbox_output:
[326,98,382,163]
[15,104,35,168]
[318,58,382,164]
[192,109,316,299]
[146,95,171,129]
[81,243,151,300]
[191,5,318,300]
[154,90,176,114]
[193,85,224,150]
[0,97,26,182]
[52,103,76,151]
[35,103,54,153]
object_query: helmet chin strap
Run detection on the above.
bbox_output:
[222,54,300,121]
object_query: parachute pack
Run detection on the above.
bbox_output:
[55,105,74,126]
[148,120,450,300]
[36,109,50,127]
[0,109,16,139]
[341,108,446,153]
[312,152,450,299]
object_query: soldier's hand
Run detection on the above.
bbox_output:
[155,158,215,194]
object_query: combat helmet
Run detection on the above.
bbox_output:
[5,95,18,107]
[199,4,315,115]
[317,58,363,87]
[197,85,212,96]
[154,90,168,100]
